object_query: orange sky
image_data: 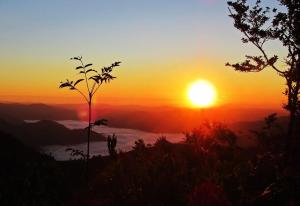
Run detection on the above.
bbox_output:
[0,0,287,109]
[0,57,286,108]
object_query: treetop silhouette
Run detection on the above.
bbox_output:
[226,0,300,158]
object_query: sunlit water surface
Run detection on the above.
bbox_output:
[42,120,185,161]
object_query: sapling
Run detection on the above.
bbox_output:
[59,56,121,179]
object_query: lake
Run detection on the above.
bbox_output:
[42,120,185,160]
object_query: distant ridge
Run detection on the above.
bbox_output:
[90,104,288,133]
[0,119,105,147]
[0,103,78,121]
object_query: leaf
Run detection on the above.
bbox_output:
[102,73,116,81]
[59,83,67,88]
[59,82,72,88]
[71,56,82,61]
[76,66,84,70]
[112,61,121,67]
[85,63,93,68]
[94,119,108,126]
[86,69,97,73]
[268,55,278,65]
[74,79,84,86]
[89,76,100,83]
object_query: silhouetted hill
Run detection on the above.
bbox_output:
[0,120,105,147]
[3,103,287,133]
[81,104,287,133]
[0,130,42,161]
[228,116,289,147]
[0,131,72,205]
[0,103,78,121]
[230,116,289,133]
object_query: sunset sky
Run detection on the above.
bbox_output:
[0,0,286,108]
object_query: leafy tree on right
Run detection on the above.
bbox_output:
[226,0,300,161]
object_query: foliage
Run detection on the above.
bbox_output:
[132,139,147,152]
[94,119,108,126]
[188,181,232,206]
[154,136,173,152]
[59,57,120,98]
[2,118,300,206]
[66,147,86,160]
[226,0,300,153]
[107,133,117,157]
[251,113,285,152]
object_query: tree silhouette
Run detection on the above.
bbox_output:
[107,133,117,157]
[226,0,300,156]
[59,56,121,178]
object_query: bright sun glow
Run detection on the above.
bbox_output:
[187,80,217,108]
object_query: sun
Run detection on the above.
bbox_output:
[187,80,217,108]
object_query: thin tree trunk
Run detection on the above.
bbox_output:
[87,100,92,183]
[287,110,295,149]
[286,81,299,164]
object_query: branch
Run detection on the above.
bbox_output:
[59,79,89,103]
[92,82,102,96]
[238,29,284,74]
[90,61,121,96]
[228,2,285,74]
[74,87,89,103]
[255,42,285,74]
[79,59,91,96]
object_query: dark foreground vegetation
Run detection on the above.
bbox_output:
[1,115,299,206]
